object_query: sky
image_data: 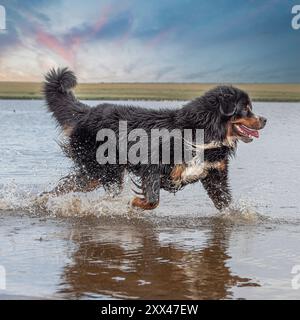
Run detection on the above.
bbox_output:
[0,0,299,82]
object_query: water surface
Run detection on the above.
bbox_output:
[0,100,300,299]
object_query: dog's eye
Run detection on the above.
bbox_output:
[243,105,249,112]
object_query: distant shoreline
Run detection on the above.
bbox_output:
[0,82,300,102]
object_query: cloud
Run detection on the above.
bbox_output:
[0,0,299,82]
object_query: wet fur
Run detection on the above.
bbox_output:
[44,68,261,210]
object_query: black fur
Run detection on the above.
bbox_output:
[44,68,265,210]
[44,68,89,126]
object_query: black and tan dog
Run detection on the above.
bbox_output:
[43,68,267,211]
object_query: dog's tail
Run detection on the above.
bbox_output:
[44,67,89,127]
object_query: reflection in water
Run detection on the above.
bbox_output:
[0,101,299,299]
[59,219,259,299]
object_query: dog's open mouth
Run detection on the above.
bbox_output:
[234,124,259,142]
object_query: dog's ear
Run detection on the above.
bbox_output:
[218,93,236,117]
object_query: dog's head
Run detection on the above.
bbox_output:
[215,86,267,144]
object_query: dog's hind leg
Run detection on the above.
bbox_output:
[130,167,160,210]
[102,166,126,197]
[41,171,101,197]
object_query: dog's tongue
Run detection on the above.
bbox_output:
[240,125,259,138]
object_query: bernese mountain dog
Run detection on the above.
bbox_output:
[43,68,267,211]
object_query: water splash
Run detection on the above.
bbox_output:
[0,181,142,218]
[218,199,268,224]
[0,182,271,225]
[0,181,37,212]
[36,192,134,218]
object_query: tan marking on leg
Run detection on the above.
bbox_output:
[63,124,74,137]
[82,179,102,192]
[216,159,227,172]
[170,164,186,182]
[131,197,159,210]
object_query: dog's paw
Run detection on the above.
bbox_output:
[127,199,144,215]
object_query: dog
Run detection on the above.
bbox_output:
[43,68,267,211]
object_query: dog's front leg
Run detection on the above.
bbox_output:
[201,168,232,211]
[131,167,160,210]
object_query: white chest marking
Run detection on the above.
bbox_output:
[181,160,222,183]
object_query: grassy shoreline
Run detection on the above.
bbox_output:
[0,82,299,102]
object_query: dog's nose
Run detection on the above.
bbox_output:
[260,116,267,128]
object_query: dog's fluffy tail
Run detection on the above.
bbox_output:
[44,67,89,127]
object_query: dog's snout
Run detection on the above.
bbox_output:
[260,116,267,128]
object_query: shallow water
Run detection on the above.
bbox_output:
[0,99,300,299]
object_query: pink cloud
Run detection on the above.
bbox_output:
[145,27,176,50]
[36,29,75,64]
